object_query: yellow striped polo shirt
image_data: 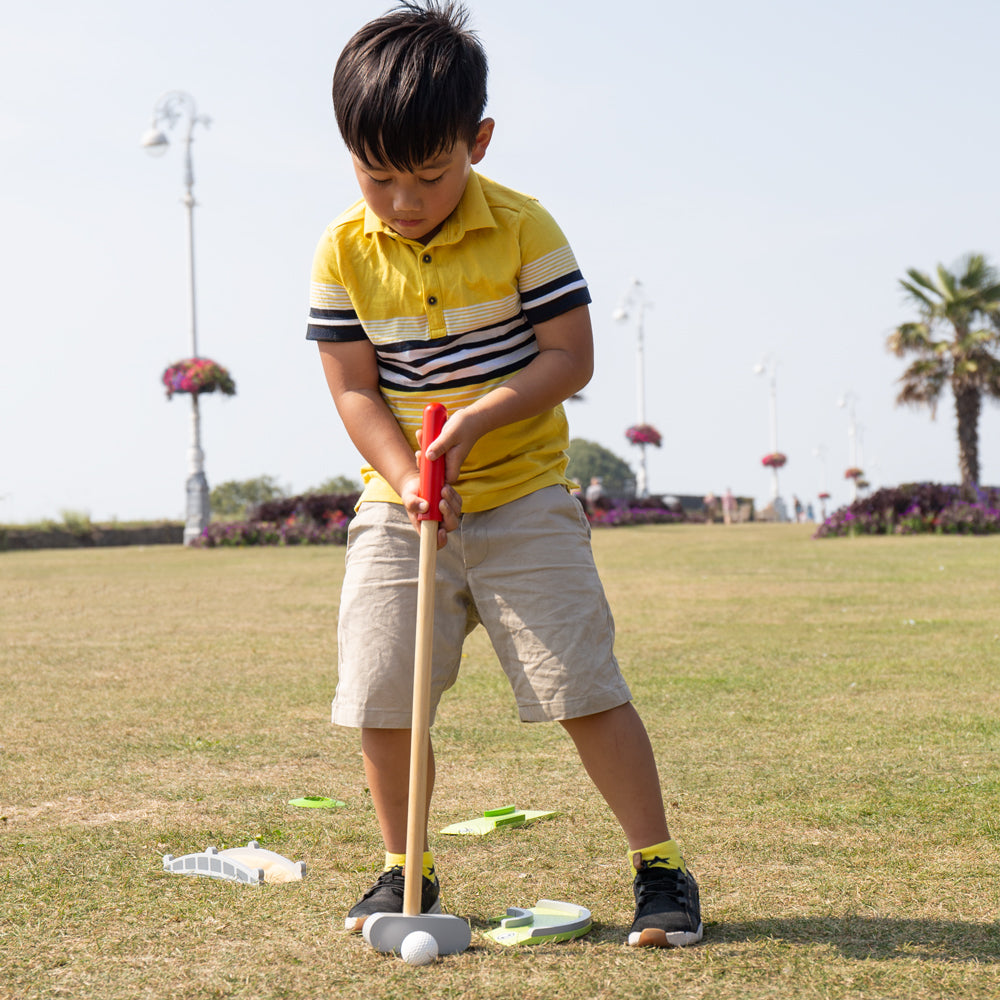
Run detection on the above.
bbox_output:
[306,171,592,512]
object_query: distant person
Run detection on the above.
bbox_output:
[703,492,717,523]
[722,487,736,525]
[585,476,606,511]
[793,495,804,522]
[306,1,702,949]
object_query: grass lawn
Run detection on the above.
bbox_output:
[2,524,998,999]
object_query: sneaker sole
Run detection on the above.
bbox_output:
[345,899,442,933]
[628,922,703,948]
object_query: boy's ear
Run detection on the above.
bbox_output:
[470,118,495,165]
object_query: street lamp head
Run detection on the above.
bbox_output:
[612,306,628,322]
[753,363,765,375]
[140,126,170,156]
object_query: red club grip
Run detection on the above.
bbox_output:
[417,403,448,521]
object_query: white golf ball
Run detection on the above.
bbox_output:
[400,930,439,966]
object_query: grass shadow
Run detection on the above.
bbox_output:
[711,916,1000,963]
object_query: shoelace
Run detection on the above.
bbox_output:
[636,867,686,906]
[361,866,406,899]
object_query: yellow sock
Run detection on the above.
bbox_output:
[629,839,686,874]
[384,851,436,880]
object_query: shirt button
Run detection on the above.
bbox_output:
[422,254,432,263]
[427,296,437,305]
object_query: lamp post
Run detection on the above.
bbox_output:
[753,355,785,520]
[812,444,828,519]
[613,278,651,498]
[837,391,860,502]
[141,91,212,545]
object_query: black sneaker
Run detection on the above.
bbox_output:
[629,860,703,947]
[344,866,441,932]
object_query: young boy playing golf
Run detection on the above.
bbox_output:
[306,0,703,948]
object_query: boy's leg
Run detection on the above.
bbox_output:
[344,728,440,932]
[336,502,473,931]
[558,702,669,848]
[361,727,433,854]
[561,702,703,948]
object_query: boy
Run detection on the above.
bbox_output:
[306,1,703,948]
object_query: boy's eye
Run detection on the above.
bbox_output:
[419,173,445,185]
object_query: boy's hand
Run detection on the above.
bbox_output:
[421,407,482,486]
[399,467,462,549]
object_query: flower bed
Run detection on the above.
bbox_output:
[813,483,1000,538]
[188,489,695,546]
[191,491,356,548]
[588,504,686,527]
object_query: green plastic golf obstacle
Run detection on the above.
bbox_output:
[484,900,593,946]
[163,841,306,885]
[440,804,558,836]
[288,796,346,809]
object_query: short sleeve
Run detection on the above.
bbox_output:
[306,230,368,342]
[517,199,592,327]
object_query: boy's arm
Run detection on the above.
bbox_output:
[316,340,461,543]
[425,304,594,483]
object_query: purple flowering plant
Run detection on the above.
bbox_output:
[814,483,1000,538]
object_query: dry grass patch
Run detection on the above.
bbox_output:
[2,527,998,999]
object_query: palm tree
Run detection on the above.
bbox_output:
[887,253,1000,487]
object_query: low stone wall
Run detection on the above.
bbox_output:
[1,523,184,551]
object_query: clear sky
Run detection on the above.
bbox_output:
[3,0,999,524]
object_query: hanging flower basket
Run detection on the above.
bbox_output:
[818,491,831,500]
[162,358,236,399]
[761,452,787,468]
[626,424,662,448]
[844,467,863,480]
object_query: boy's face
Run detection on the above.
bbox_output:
[352,119,494,245]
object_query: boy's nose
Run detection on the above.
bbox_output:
[392,184,422,212]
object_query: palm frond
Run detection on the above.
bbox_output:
[935,264,959,299]
[978,283,1000,312]
[957,252,999,290]
[956,327,998,351]
[895,358,947,416]
[887,321,932,356]
[900,271,938,310]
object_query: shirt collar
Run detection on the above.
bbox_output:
[362,171,497,246]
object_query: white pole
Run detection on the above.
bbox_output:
[614,279,652,499]
[767,367,779,502]
[635,296,648,499]
[143,92,212,544]
[755,356,783,519]
[839,392,859,503]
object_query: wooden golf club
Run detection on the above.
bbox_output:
[363,403,472,956]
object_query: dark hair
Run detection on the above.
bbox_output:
[332,1,488,171]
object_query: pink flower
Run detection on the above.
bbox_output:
[162,358,236,399]
[626,424,662,447]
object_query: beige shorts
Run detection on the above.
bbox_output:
[333,485,631,727]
